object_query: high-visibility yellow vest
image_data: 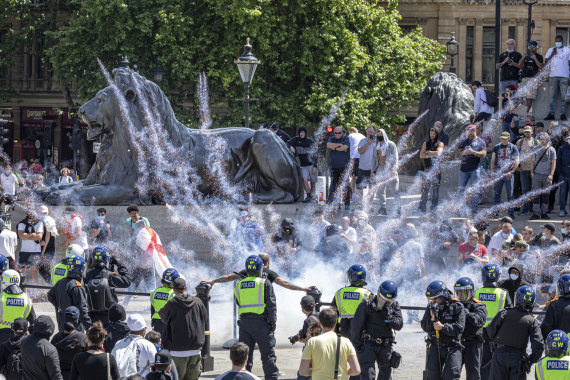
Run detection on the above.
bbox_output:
[536,356,570,380]
[475,287,508,327]
[150,286,174,319]
[51,263,68,285]
[0,292,32,329]
[234,277,266,315]
[334,286,372,322]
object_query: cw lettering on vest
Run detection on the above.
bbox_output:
[343,292,361,300]
[54,268,66,276]
[5,298,24,307]
[478,293,497,302]
[154,292,170,300]
[241,281,256,289]
[546,360,569,370]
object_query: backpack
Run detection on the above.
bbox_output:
[111,335,142,379]
[86,272,113,313]
[483,89,498,107]
[5,347,22,379]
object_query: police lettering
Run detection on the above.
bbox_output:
[343,292,361,300]
[54,268,66,276]
[546,360,569,370]
[154,292,170,301]
[241,281,256,289]
[478,293,497,302]
[5,298,24,307]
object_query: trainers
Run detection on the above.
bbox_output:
[529,214,540,220]
[541,214,551,219]
[561,210,567,216]
[562,114,567,121]
[545,113,555,120]
[379,207,387,215]
[302,195,313,203]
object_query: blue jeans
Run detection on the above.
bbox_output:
[458,168,481,213]
[560,173,570,212]
[493,176,514,217]
[520,170,532,213]
[549,76,569,115]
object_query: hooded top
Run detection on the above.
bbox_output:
[51,330,88,373]
[376,129,398,171]
[158,294,207,352]
[21,315,63,380]
[498,263,530,303]
[287,126,315,167]
[104,303,130,353]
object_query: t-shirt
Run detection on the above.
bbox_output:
[311,220,331,247]
[459,137,486,172]
[0,173,17,195]
[545,46,570,78]
[70,216,89,249]
[215,370,261,380]
[90,217,111,243]
[348,133,365,159]
[457,242,488,262]
[328,136,351,169]
[497,51,523,81]
[17,220,44,253]
[493,143,519,171]
[0,228,18,259]
[517,137,539,171]
[357,138,377,171]
[301,331,357,380]
[238,267,279,283]
[488,231,512,257]
[59,175,73,184]
[522,53,544,78]
[439,131,449,146]
[533,146,556,175]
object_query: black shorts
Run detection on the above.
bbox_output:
[352,158,360,176]
[356,169,372,188]
[19,251,42,266]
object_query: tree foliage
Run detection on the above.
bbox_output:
[21,0,444,129]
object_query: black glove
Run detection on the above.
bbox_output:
[269,323,276,332]
[517,357,531,375]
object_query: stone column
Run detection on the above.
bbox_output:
[517,18,527,47]
[458,18,468,80]
[474,20,483,81]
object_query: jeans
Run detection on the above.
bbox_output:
[500,80,518,94]
[520,170,532,213]
[419,172,441,211]
[328,167,351,206]
[531,172,551,215]
[549,76,569,115]
[458,168,481,213]
[377,174,400,209]
[560,173,570,212]
[493,176,514,217]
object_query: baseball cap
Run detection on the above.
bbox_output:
[515,241,529,249]
[173,277,186,290]
[64,306,80,320]
[528,40,538,47]
[40,205,49,214]
[523,126,533,133]
[542,223,556,233]
[300,295,316,309]
[500,132,511,139]
[154,349,172,365]
[126,314,146,331]
[11,318,29,334]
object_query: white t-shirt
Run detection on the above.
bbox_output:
[0,173,18,196]
[488,231,512,257]
[339,226,357,242]
[59,175,73,184]
[70,216,88,249]
[545,46,570,78]
[0,229,18,259]
[348,133,365,159]
[17,220,44,253]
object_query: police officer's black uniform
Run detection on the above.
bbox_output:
[84,257,131,325]
[487,305,544,379]
[541,295,570,339]
[459,298,487,380]
[47,274,92,332]
[351,295,403,380]
[421,299,465,380]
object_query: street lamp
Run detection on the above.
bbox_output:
[234,38,260,128]
[118,56,130,68]
[152,59,164,84]
[446,32,459,74]
[523,0,538,45]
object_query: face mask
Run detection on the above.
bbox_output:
[377,135,384,142]
[358,219,366,227]
[507,48,514,53]
[509,273,519,280]
[501,232,510,239]
[542,232,547,237]
[562,228,567,234]
[555,42,563,48]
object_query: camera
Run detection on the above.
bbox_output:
[507,58,513,65]
[288,335,299,345]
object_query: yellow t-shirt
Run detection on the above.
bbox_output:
[301,331,357,380]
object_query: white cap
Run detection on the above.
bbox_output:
[126,314,146,332]
[40,205,49,214]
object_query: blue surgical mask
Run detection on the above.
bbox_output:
[562,228,567,234]
[501,232,510,239]
[542,232,547,237]
[555,42,563,48]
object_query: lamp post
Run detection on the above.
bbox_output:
[524,0,538,45]
[446,32,459,74]
[152,59,164,84]
[234,38,260,128]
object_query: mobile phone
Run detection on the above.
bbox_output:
[553,121,559,127]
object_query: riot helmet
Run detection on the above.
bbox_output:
[347,264,367,287]
[91,246,111,268]
[1,270,20,289]
[425,280,451,301]
[65,244,84,259]
[545,330,569,357]
[454,277,475,303]
[67,256,86,277]
[162,268,180,286]
[481,264,500,285]
[557,274,570,297]
[514,285,536,311]
[245,255,263,277]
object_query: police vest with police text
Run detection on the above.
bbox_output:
[0,292,32,329]
[234,277,266,315]
[475,287,508,327]
[335,286,372,322]
[51,263,68,285]
[150,286,174,319]
[536,356,570,380]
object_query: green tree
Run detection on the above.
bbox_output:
[45,0,444,129]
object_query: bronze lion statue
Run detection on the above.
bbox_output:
[42,67,303,205]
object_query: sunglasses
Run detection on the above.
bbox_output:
[334,132,342,135]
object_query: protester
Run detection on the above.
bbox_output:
[17,211,44,283]
[287,126,317,203]
[490,131,520,218]
[338,216,357,250]
[215,342,261,380]
[498,264,530,303]
[70,321,119,380]
[419,127,444,213]
[347,127,365,201]
[530,132,557,220]
[112,314,156,378]
[544,35,570,121]
[103,304,129,354]
[529,223,562,248]
[557,130,570,216]
[457,124,487,215]
[309,208,330,249]
[457,230,489,266]
[496,39,522,94]
[316,224,351,260]
[488,221,513,261]
[471,81,493,122]
[267,122,291,144]
[326,127,351,210]
[522,226,534,243]
[433,121,449,146]
[519,40,544,115]
[1,165,18,198]
[89,208,112,243]
[51,307,88,380]
[146,350,176,380]
[0,318,28,380]
[20,315,63,380]
[516,126,539,215]
[352,211,376,246]
[376,128,400,216]
[561,220,570,242]
[356,126,378,202]
[62,207,88,254]
[271,218,301,254]
[0,219,17,269]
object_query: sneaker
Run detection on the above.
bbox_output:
[345,204,350,210]
[541,214,551,219]
[562,114,567,121]
[561,210,566,217]
[302,195,313,203]
[545,113,555,120]
[529,214,540,220]
[379,207,387,215]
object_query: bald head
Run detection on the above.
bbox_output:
[433,121,443,132]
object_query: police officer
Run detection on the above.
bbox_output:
[84,246,131,325]
[51,244,84,285]
[0,270,36,344]
[474,264,512,379]
[535,330,570,379]
[47,256,92,332]
[0,254,8,274]
[487,285,544,379]
[351,280,403,380]
[234,255,278,380]
[150,268,179,336]
[541,273,570,339]
[331,264,372,338]
[454,277,487,380]
[421,280,465,380]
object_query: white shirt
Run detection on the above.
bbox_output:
[488,231,512,258]
[545,46,570,78]
[0,229,18,259]
[17,220,44,253]
[339,226,357,242]
[0,173,18,196]
[474,87,493,115]
[42,215,58,236]
[70,216,88,249]
[59,175,73,184]
[170,349,201,357]
[310,220,331,248]
[130,335,157,377]
[348,133,366,159]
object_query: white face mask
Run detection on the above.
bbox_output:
[562,228,567,234]
[509,273,519,280]
[507,48,514,53]
[555,42,563,48]
[501,232,510,239]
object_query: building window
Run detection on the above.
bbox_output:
[556,28,570,44]
[465,26,474,83]
[482,27,495,84]
[36,32,45,79]
[400,25,418,36]
[0,30,7,79]
[508,26,515,40]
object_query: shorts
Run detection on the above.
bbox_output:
[18,251,42,266]
[300,165,317,183]
[351,158,360,176]
[356,169,372,189]
[521,77,538,99]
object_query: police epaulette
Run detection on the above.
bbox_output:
[451,298,461,302]
[545,297,559,307]
[472,298,483,304]
[75,280,83,287]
